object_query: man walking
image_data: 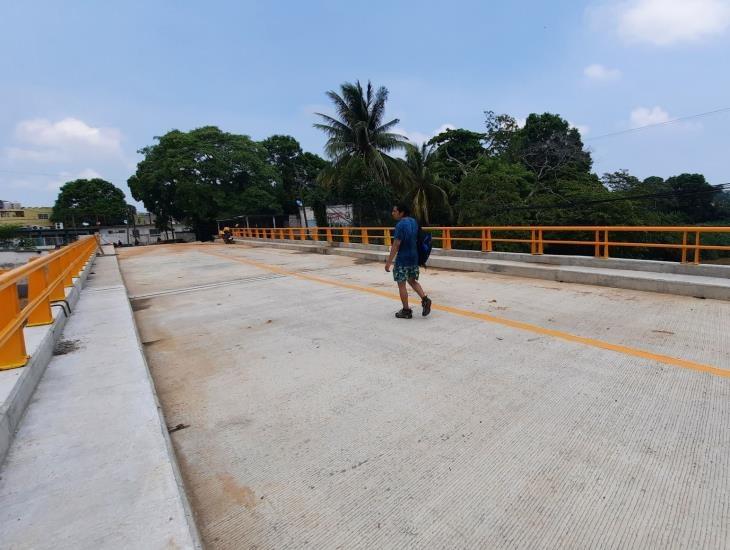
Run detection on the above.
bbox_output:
[385,203,432,319]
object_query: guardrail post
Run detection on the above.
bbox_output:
[300,227,306,240]
[288,228,294,240]
[27,261,53,327]
[537,229,544,255]
[61,251,74,287]
[326,227,333,242]
[362,229,369,245]
[312,227,319,241]
[0,284,29,370]
[594,230,600,257]
[603,230,610,258]
[343,228,350,244]
[49,256,65,301]
[694,231,701,264]
[530,229,536,255]
[681,231,688,263]
[443,229,451,250]
[486,229,493,252]
[384,229,392,247]
[481,229,487,252]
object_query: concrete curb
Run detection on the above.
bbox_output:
[116,258,205,550]
[0,256,94,467]
[234,237,730,301]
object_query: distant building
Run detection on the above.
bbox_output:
[134,212,156,226]
[0,201,54,229]
[99,222,195,245]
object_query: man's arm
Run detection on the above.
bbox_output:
[385,239,401,272]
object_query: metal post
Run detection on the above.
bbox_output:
[27,261,53,326]
[0,284,29,369]
[694,231,701,264]
[530,229,536,255]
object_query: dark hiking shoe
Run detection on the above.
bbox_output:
[421,296,432,317]
[395,308,413,319]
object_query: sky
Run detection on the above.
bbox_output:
[1,0,729,208]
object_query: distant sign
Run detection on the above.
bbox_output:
[326,204,353,226]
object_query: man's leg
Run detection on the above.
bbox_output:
[397,281,409,310]
[407,278,426,300]
[408,277,432,317]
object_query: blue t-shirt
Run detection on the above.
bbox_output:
[393,217,419,267]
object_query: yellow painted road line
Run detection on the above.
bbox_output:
[200,247,730,379]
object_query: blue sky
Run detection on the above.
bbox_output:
[1,0,729,207]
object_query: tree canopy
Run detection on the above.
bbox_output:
[52,178,129,227]
[314,80,408,187]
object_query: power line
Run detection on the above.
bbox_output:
[586,107,730,141]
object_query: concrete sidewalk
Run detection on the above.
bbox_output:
[0,254,201,549]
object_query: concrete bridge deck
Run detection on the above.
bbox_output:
[117,242,730,549]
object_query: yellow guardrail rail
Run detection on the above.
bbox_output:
[0,235,100,370]
[232,225,730,265]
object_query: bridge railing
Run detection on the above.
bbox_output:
[0,235,99,370]
[232,225,730,265]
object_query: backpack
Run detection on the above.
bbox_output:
[417,227,433,266]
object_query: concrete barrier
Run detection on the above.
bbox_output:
[0,255,94,466]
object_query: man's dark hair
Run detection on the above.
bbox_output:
[394,202,411,216]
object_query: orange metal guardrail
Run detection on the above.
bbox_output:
[232,225,730,265]
[0,235,100,370]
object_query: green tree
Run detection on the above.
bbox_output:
[401,143,452,224]
[260,135,329,214]
[483,110,519,157]
[666,173,719,223]
[52,178,129,227]
[601,169,641,192]
[427,128,487,184]
[314,80,408,187]
[456,159,533,225]
[510,113,592,188]
[0,224,23,242]
[129,126,280,239]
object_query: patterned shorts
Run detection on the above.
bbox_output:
[393,265,420,283]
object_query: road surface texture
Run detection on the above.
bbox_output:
[118,242,730,550]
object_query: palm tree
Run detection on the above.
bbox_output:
[314,80,408,186]
[402,143,452,224]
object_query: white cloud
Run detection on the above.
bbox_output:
[630,106,671,126]
[396,123,456,146]
[617,0,730,45]
[46,168,103,191]
[15,117,123,154]
[584,63,622,81]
